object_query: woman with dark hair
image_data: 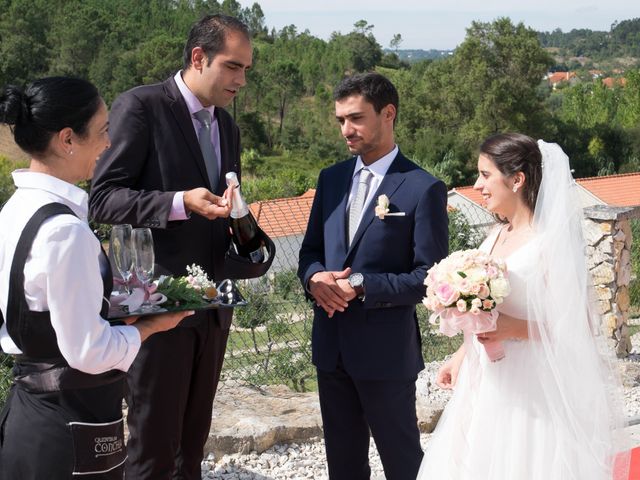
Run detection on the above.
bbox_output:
[0,77,192,479]
[417,133,629,479]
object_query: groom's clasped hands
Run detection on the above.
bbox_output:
[309,267,356,317]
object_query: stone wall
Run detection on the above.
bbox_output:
[584,205,640,357]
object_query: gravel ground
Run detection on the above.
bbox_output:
[201,331,640,480]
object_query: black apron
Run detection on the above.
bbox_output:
[0,203,127,479]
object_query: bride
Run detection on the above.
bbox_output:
[417,133,630,480]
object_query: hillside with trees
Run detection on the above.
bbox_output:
[539,18,640,72]
[0,0,639,202]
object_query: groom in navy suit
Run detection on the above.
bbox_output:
[298,73,448,479]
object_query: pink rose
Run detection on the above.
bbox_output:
[471,298,482,309]
[482,299,494,309]
[486,265,498,279]
[478,284,490,299]
[435,283,460,306]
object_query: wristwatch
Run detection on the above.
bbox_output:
[348,272,365,299]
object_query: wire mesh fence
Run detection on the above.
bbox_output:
[219,200,495,391]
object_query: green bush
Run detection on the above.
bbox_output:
[0,156,29,207]
[242,167,317,203]
[0,354,14,408]
[448,209,483,253]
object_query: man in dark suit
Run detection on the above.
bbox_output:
[89,15,252,480]
[298,73,448,480]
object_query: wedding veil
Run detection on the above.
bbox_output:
[526,140,630,479]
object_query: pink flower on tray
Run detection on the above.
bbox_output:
[423,248,511,362]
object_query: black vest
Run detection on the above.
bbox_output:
[1,203,122,391]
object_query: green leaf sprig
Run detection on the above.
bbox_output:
[156,275,208,309]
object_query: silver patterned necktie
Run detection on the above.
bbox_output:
[348,168,373,245]
[193,109,219,192]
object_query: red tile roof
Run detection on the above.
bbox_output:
[249,189,315,238]
[576,172,640,206]
[453,173,640,208]
[602,77,627,88]
[547,71,576,84]
[451,186,485,206]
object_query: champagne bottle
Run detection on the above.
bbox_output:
[225,172,265,263]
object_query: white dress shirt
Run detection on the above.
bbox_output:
[346,145,398,224]
[168,70,223,221]
[0,170,140,374]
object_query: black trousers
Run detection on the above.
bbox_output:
[317,361,423,480]
[124,316,229,480]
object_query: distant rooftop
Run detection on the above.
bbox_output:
[576,172,640,206]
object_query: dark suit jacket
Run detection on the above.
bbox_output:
[298,152,448,380]
[89,77,240,328]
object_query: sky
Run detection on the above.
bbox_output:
[238,0,640,50]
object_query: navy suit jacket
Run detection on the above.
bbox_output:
[298,151,448,380]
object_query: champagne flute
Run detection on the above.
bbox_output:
[109,224,133,294]
[132,227,156,311]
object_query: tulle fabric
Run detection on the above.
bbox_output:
[417,141,630,480]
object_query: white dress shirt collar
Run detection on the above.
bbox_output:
[174,71,215,119]
[352,145,399,181]
[12,169,89,220]
[346,145,399,217]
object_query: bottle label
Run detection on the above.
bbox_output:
[249,248,265,263]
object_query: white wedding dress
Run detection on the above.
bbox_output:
[417,228,623,480]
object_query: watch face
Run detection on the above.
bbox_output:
[349,273,364,288]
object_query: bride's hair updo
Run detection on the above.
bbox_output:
[0,77,101,157]
[479,133,543,213]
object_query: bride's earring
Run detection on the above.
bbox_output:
[512,185,518,193]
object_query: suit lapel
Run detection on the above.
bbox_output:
[345,154,407,258]
[164,78,211,189]
[326,159,356,265]
[214,107,233,195]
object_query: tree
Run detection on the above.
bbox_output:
[618,69,640,128]
[246,2,267,38]
[46,0,110,78]
[353,19,374,35]
[265,60,303,138]
[390,33,403,52]
[0,0,52,86]
[447,18,554,144]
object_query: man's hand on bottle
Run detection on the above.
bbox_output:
[183,187,234,220]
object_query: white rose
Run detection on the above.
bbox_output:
[377,194,390,209]
[490,277,511,299]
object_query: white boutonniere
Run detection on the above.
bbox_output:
[375,194,406,219]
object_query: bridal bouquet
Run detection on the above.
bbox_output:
[423,249,510,361]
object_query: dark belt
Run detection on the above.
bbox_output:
[13,360,124,393]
